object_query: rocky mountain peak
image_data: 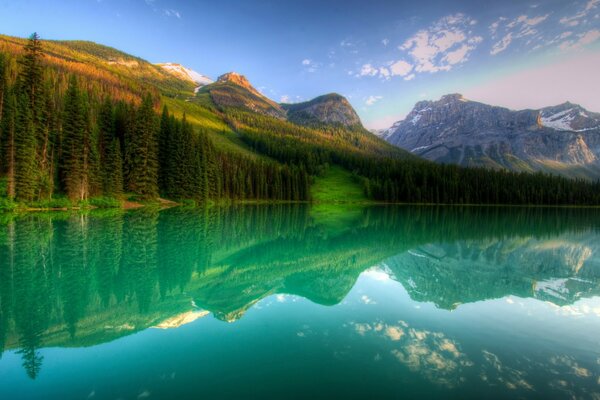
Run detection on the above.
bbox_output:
[216,72,266,100]
[282,93,362,128]
[218,72,252,88]
[439,93,467,104]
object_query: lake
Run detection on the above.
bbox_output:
[0,205,599,399]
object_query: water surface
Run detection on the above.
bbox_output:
[0,205,599,399]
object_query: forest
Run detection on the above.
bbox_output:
[0,34,310,209]
[1,34,599,209]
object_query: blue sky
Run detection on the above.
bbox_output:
[0,0,599,128]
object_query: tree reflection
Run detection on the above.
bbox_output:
[0,205,599,377]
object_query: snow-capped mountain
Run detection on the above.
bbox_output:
[373,120,403,140]
[539,103,600,132]
[382,94,600,179]
[156,63,213,92]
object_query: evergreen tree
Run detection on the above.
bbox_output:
[104,138,123,196]
[18,33,43,109]
[60,76,90,201]
[14,92,37,202]
[126,94,158,198]
[1,89,16,199]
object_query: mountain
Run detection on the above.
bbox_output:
[199,74,364,128]
[382,94,600,179]
[198,71,287,118]
[281,93,362,128]
[156,62,213,92]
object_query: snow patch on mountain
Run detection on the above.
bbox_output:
[540,108,576,131]
[157,63,213,91]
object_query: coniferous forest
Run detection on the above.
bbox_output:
[0,34,309,208]
[1,33,599,208]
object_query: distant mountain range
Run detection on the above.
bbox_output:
[153,59,600,180]
[378,94,600,179]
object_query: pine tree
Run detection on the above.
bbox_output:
[14,92,37,202]
[18,33,43,109]
[60,76,90,201]
[97,98,115,193]
[104,138,123,196]
[126,94,158,198]
[1,89,16,199]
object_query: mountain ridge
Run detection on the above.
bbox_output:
[381,94,600,179]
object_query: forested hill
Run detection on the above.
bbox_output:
[1,33,600,209]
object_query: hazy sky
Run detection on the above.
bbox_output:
[0,0,599,128]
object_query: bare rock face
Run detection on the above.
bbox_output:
[281,93,363,128]
[383,94,600,179]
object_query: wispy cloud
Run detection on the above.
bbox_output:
[560,0,599,26]
[489,13,549,55]
[399,13,482,73]
[365,95,383,106]
[559,29,600,50]
[164,9,181,19]
[358,13,481,80]
[301,58,321,73]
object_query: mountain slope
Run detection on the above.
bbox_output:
[198,72,287,118]
[383,94,600,179]
[281,93,362,128]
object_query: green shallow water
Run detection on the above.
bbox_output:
[0,205,599,399]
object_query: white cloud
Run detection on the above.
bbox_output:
[365,95,383,106]
[163,9,181,19]
[356,13,480,81]
[358,63,379,77]
[488,13,549,55]
[399,13,482,74]
[491,33,513,55]
[382,38,390,46]
[280,95,290,103]
[443,44,472,65]
[560,0,599,26]
[578,29,600,44]
[559,29,600,50]
[389,60,413,76]
[302,59,321,73]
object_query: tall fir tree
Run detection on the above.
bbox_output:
[60,76,90,201]
[104,138,123,196]
[126,94,158,198]
[14,92,37,202]
[1,89,16,199]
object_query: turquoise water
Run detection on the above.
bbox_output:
[0,205,599,399]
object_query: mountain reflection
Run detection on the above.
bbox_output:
[1,205,599,378]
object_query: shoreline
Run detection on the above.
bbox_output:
[2,198,600,213]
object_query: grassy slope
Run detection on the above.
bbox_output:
[161,97,264,160]
[311,166,368,203]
